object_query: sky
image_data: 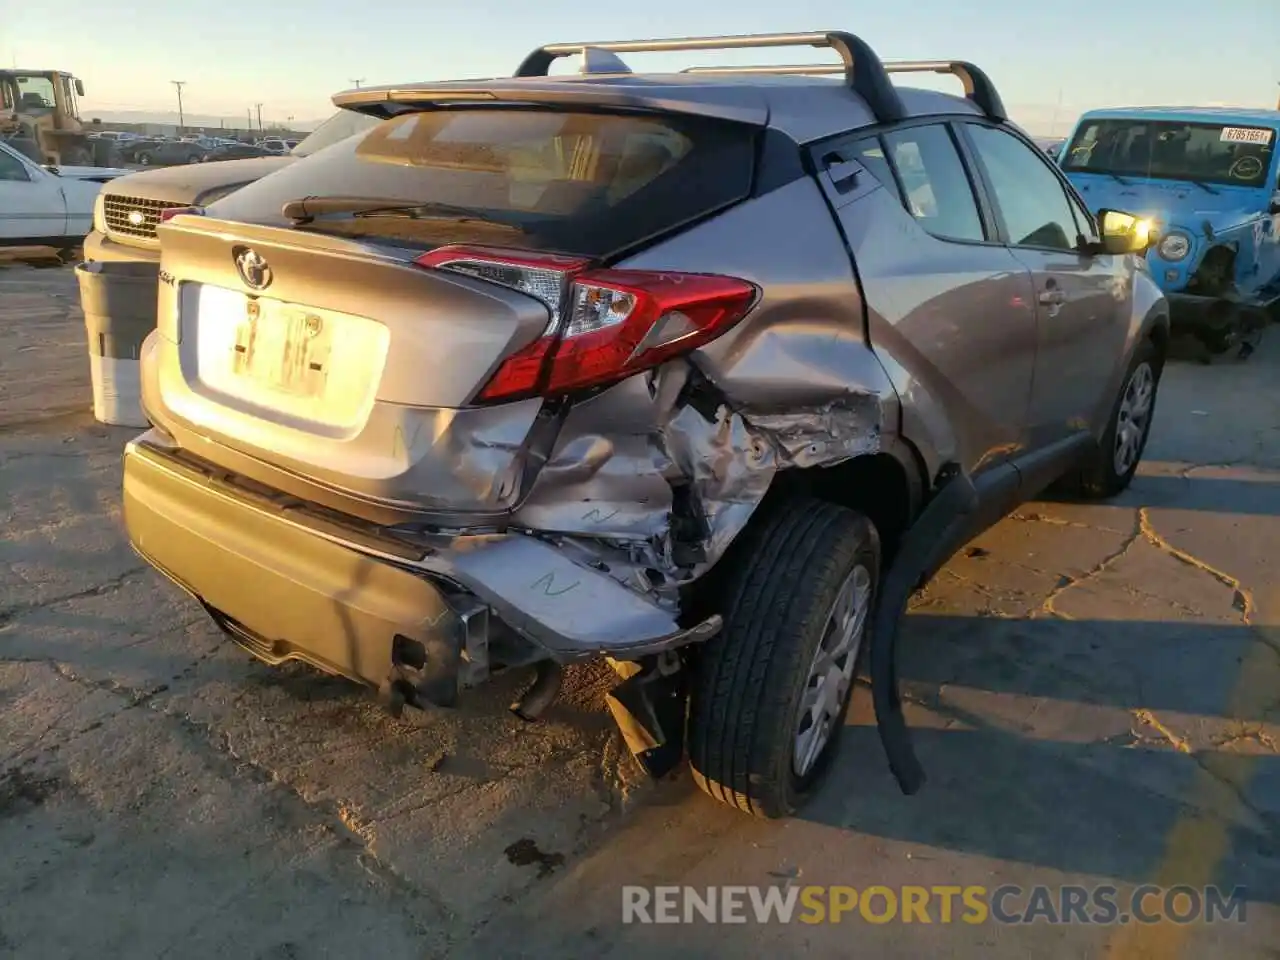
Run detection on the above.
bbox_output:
[5,0,1279,134]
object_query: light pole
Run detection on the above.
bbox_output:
[255,102,263,132]
[1048,87,1064,138]
[171,80,186,133]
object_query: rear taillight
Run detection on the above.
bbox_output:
[159,206,204,223]
[415,245,756,403]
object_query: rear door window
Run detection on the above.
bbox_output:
[210,109,757,259]
[829,125,986,243]
[879,125,986,242]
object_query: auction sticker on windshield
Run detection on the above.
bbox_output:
[1220,127,1274,145]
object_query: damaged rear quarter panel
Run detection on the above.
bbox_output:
[511,178,901,591]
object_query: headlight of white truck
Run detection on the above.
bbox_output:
[1157,232,1191,261]
[92,191,107,235]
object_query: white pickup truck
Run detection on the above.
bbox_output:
[0,138,126,255]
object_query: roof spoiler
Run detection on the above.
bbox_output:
[681,58,1006,121]
[514,31,908,124]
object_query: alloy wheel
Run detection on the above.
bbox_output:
[792,564,872,777]
[1113,361,1155,476]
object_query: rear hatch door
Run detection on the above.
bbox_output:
[151,106,758,518]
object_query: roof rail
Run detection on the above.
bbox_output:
[685,59,1007,121]
[682,64,844,75]
[881,60,1006,121]
[514,31,906,123]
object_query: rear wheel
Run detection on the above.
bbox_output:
[61,144,92,165]
[688,498,879,818]
[1079,338,1161,499]
[92,140,121,167]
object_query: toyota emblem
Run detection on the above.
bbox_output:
[234,247,273,291]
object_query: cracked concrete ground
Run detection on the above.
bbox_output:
[2,258,1277,959]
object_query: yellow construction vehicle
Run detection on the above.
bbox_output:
[0,69,118,166]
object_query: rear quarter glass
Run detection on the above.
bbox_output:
[207,109,758,260]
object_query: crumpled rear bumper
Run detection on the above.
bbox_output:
[123,433,719,702]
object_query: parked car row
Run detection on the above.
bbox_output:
[135,140,209,166]
[75,31,1278,821]
[84,108,375,262]
[88,130,303,166]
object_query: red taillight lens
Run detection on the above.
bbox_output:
[414,245,756,403]
[159,205,204,223]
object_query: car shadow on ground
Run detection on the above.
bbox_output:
[793,612,1280,904]
[1041,473,1280,517]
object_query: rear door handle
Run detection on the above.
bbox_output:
[821,152,862,194]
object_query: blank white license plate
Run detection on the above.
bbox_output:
[232,298,333,398]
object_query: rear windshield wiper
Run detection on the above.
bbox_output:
[281,196,515,227]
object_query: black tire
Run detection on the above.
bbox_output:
[92,139,121,167]
[688,498,880,819]
[139,153,152,166]
[1079,337,1162,499]
[61,144,92,166]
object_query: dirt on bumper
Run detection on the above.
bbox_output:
[122,434,720,707]
[123,435,468,704]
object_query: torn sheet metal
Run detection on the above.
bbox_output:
[512,431,675,540]
[513,363,776,591]
[512,360,884,604]
[660,400,777,576]
[511,364,689,541]
[742,395,883,468]
[410,532,721,659]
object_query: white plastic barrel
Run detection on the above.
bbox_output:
[87,353,148,428]
[75,260,157,428]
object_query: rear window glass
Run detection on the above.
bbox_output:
[209,109,757,258]
[291,110,379,157]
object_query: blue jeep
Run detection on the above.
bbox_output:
[1061,107,1280,356]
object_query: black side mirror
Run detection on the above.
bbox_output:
[1091,208,1153,255]
[1270,200,1280,216]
